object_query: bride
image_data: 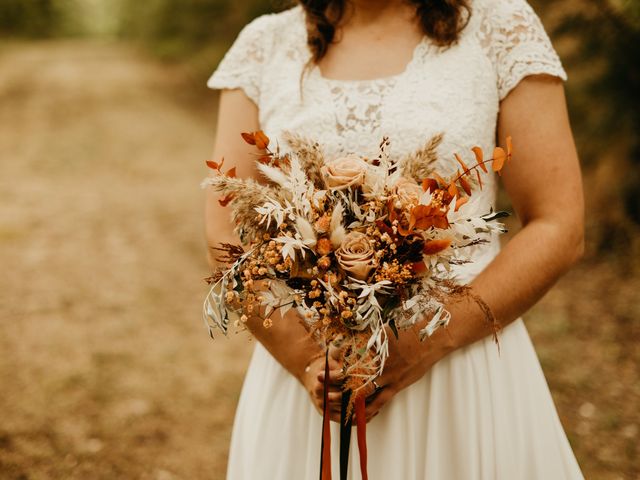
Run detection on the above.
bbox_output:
[204,0,585,478]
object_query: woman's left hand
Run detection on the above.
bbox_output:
[321,323,455,423]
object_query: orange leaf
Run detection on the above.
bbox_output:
[454,153,470,174]
[422,238,452,255]
[254,131,270,150]
[448,181,458,198]
[258,154,272,164]
[414,216,435,230]
[492,147,506,175]
[226,167,237,178]
[472,146,487,173]
[388,199,398,223]
[411,261,428,274]
[455,196,469,211]
[422,178,439,192]
[218,194,234,207]
[206,157,225,172]
[432,216,449,229]
[506,136,513,160]
[459,176,472,196]
[241,132,256,145]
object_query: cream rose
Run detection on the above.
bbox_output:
[335,232,378,280]
[321,154,367,191]
[393,177,424,206]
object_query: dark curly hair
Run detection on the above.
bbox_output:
[299,0,471,62]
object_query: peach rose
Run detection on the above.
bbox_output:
[393,177,424,207]
[321,154,367,191]
[335,232,378,280]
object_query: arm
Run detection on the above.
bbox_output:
[321,75,584,421]
[206,89,324,392]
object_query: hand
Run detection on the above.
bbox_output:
[325,323,455,423]
[364,324,454,421]
[302,346,345,421]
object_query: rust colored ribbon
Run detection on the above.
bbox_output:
[355,394,369,480]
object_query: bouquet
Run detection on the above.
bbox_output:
[201,130,512,479]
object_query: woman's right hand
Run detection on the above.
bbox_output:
[303,346,345,422]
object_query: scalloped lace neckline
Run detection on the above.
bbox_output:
[312,36,430,86]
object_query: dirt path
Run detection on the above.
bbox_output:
[0,40,638,480]
[0,40,253,479]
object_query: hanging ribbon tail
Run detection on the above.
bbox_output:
[320,350,332,480]
[355,394,369,480]
[339,390,353,480]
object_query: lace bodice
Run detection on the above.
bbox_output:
[206,0,566,277]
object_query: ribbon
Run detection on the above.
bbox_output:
[319,350,369,480]
[355,394,368,480]
[320,350,332,480]
[339,390,353,479]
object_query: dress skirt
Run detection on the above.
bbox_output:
[225,317,584,479]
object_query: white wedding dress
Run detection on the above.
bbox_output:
[207,1,585,478]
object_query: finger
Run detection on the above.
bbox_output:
[366,410,380,423]
[364,388,394,419]
[327,391,343,404]
[317,370,344,387]
[328,342,343,361]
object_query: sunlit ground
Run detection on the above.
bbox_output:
[0,39,638,479]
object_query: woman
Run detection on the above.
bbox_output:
[205,0,585,478]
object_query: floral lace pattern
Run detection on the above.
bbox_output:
[207,0,566,266]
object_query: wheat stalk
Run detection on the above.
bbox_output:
[399,133,444,182]
[281,131,326,189]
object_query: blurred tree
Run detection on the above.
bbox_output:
[115,0,278,59]
[0,0,60,37]
[532,0,640,253]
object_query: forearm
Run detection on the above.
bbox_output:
[435,217,584,351]
[244,309,323,383]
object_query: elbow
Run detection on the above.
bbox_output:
[570,229,585,266]
[564,217,585,269]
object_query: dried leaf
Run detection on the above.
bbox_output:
[422,238,452,255]
[472,147,487,173]
[476,169,483,189]
[241,132,256,145]
[411,261,427,273]
[422,178,439,192]
[459,176,472,196]
[227,167,237,178]
[454,153,470,174]
[255,130,270,150]
[432,216,449,229]
[448,181,458,197]
[206,157,225,172]
[218,194,234,207]
[492,147,506,174]
[455,196,469,211]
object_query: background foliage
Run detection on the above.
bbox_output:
[0,1,638,478]
[2,0,637,255]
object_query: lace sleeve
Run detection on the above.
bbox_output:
[206,15,274,105]
[482,0,568,100]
